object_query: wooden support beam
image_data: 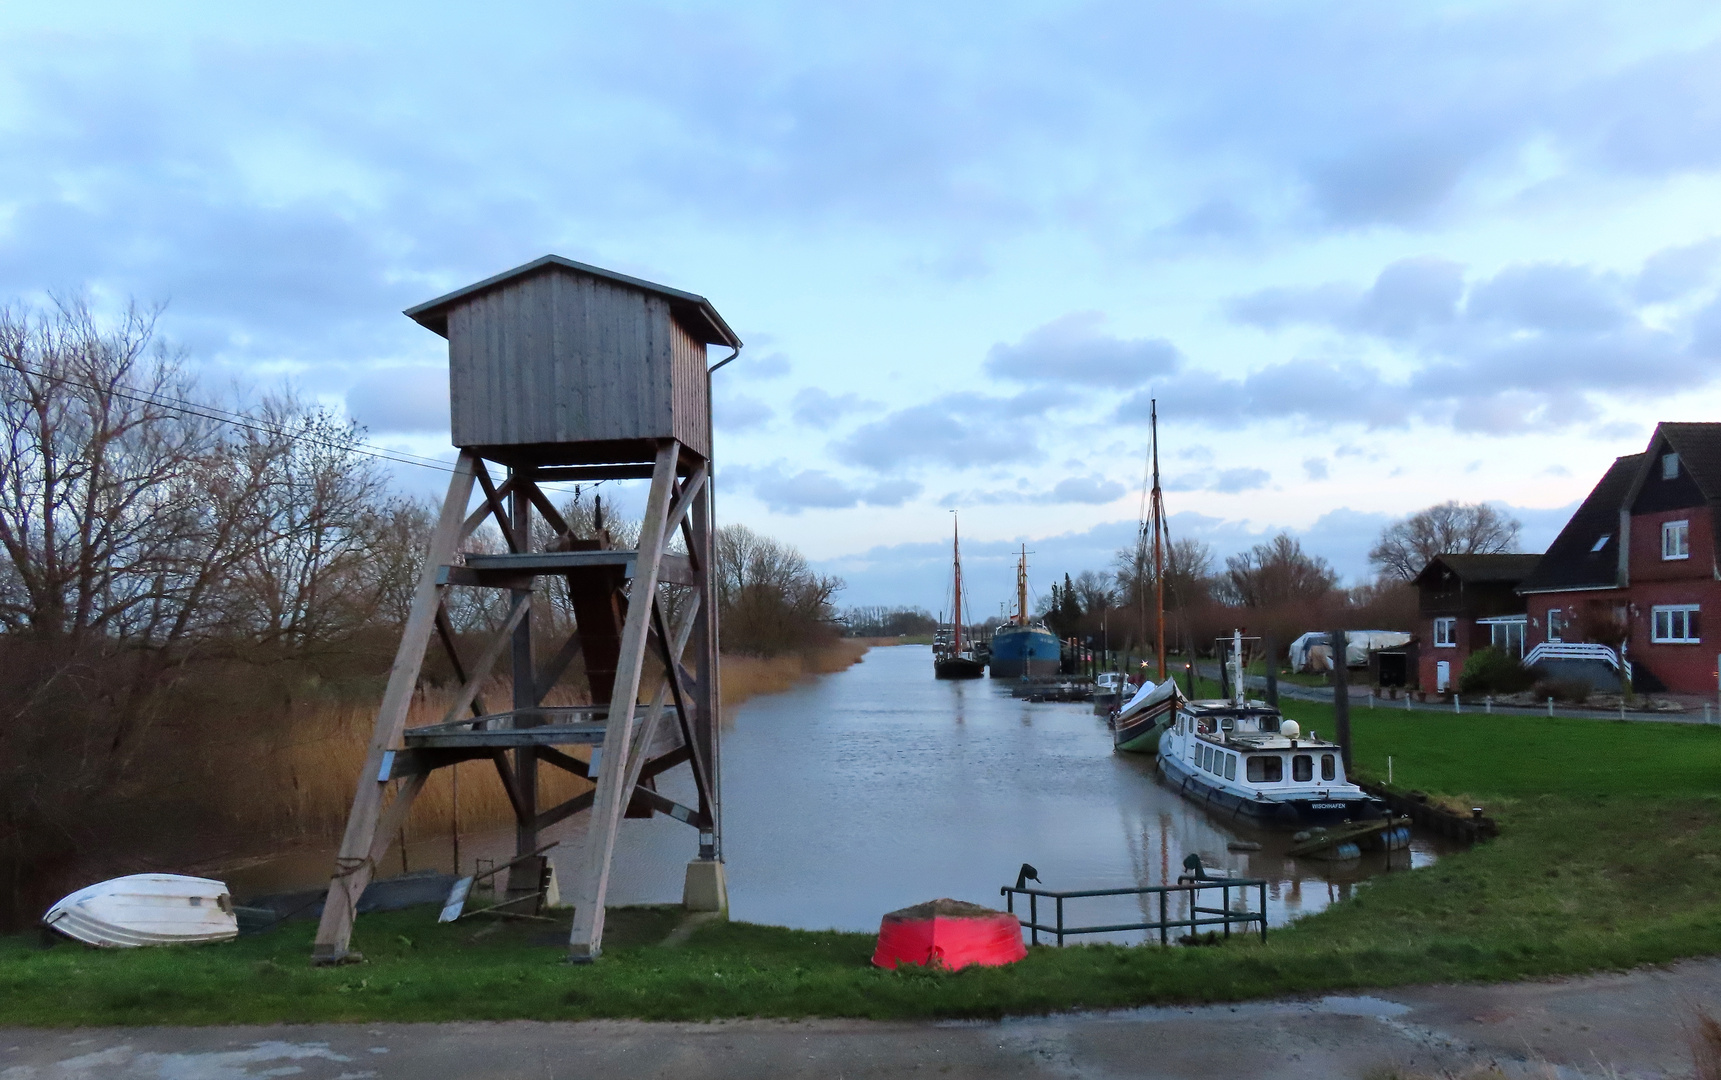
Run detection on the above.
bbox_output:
[436,595,530,727]
[534,628,584,703]
[534,745,593,778]
[649,596,713,817]
[313,454,477,964]
[433,606,486,718]
[520,479,572,538]
[364,774,428,870]
[475,460,520,552]
[568,440,680,962]
[490,751,528,826]
[533,463,657,482]
[461,471,515,539]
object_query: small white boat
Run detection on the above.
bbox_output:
[43,874,239,947]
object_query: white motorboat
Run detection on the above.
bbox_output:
[1157,632,1386,827]
[43,874,239,947]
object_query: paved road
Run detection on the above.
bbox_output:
[5,958,1719,1079]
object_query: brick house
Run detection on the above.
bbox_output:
[1413,553,1543,693]
[1518,422,1721,695]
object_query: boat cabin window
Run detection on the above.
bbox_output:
[1224,754,1237,781]
[1219,717,1235,732]
[1246,755,1282,783]
[1292,754,1313,782]
[1321,753,1336,781]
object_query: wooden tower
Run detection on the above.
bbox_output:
[311,255,739,964]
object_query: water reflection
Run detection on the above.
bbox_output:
[230,644,1451,941]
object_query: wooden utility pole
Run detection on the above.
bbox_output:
[1331,627,1352,768]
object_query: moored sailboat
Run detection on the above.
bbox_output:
[934,514,986,679]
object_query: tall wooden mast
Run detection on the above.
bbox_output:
[951,512,964,655]
[1152,399,1166,683]
[1016,544,1028,625]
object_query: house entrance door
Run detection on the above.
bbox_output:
[1436,661,1451,692]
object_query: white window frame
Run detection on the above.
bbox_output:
[1433,617,1456,648]
[1478,615,1527,659]
[1547,608,1564,643]
[1663,520,1690,561]
[1651,604,1701,644]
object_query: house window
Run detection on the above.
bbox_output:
[1479,616,1527,659]
[1651,605,1701,644]
[1434,617,1457,647]
[1548,609,1565,642]
[1663,520,1690,560]
[1591,534,1611,553]
[1664,452,1680,479]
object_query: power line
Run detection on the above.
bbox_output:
[0,358,610,495]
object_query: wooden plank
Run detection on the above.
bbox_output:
[689,472,721,857]
[649,596,712,816]
[568,440,680,961]
[460,472,515,539]
[535,745,593,778]
[405,724,608,749]
[313,453,477,963]
[534,463,658,482]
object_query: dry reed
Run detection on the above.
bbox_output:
[244,642,871,843]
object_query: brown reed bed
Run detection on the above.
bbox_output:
[247,642,872,843]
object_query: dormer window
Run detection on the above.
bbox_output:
[1664,520,1690,560]
[1590,534,1611,553]
[1664,453,1680,480]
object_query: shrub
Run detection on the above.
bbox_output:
[1458,646,1535,695]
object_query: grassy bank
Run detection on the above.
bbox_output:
[6,697,1721,1025]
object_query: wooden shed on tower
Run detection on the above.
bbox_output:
[312,256,739,966]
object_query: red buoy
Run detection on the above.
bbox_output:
[871,898,1028,970]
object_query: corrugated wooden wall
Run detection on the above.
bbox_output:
[447,268,710,457]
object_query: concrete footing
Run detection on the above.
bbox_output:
[683,858,728,914]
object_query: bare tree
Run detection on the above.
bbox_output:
[715,523,843,656]
[1216,533,1338,608]
[1369,501,1521,581]
[0,298,223,645]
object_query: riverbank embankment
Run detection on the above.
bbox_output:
[6,691,1721,1027]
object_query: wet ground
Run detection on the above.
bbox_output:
[6,957,1716,1078]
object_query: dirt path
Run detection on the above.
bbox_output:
[4,958,1718,1078]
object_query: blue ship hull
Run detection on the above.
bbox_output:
[989,624,1061,679]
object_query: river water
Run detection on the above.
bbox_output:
[232,644,1445,941]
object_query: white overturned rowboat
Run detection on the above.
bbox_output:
[43,874,238,947]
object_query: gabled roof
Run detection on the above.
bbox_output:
[1517,453,1643,594]
[1414,553,1543,588]
[403,255,742,349]
[1623,422,1721,506]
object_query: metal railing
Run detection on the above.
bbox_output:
[1000,877,1268,947]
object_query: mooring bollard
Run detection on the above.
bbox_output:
[1485,695,1493,715]
[1547,696,1554,717]
[1620,699,1627,721]
[1405,693,1412,712]
[1453,694,1461,715]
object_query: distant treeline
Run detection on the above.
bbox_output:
[1045,502,1522,661]
[842,606,938,638]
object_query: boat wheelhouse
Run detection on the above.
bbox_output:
[1158,701,1385,827]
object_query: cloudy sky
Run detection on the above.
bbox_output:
[4,1,1720,610]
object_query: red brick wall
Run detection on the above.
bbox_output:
[1418,614,1474,693]
[1623,579,1721,695]
[1630,509,1715,583]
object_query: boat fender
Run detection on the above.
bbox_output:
[1332,842,1361,860]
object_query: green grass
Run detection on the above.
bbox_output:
[7,702,1721,1025]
